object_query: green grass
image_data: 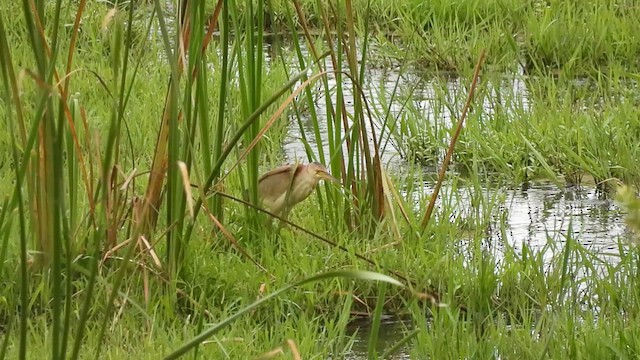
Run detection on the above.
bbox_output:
[392,72,640,189]
[267,0,640,74]
[1,0,640,359]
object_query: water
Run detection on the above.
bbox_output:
[277,45,627,260]
[343,316,413,359]
[264,38,630,359]
[337,181,628,358]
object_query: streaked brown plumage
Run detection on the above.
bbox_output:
[257,162,338,219]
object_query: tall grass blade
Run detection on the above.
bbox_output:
[211,0,228,220]
[0,11,30,360]
[367,283,386,359]
[420,50,485,231]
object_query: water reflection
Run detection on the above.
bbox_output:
[277,47,627,260]
[282,57,531,168]
[503,182,626,257]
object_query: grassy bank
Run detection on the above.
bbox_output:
[1,0,640,359]
[390,71,640,189]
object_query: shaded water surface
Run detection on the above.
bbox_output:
[343,316,413,359]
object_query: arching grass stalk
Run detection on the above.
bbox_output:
[215,188,440,307]
[163,270,404,359]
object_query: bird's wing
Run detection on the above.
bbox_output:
[257,164,304,205]
[258,164,297,183]
[256,164,296,214]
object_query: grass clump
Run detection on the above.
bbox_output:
[392,71,640,190]
[270,0,640,74]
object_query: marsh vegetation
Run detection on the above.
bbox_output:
[1,0,640,359]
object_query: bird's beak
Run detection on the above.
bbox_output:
[318,170,340,184]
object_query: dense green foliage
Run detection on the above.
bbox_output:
[1,0,640,359]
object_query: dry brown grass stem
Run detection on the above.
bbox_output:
[420,50,486,231]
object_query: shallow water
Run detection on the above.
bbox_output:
[339,181,628,359]
[278,47,627,260]
[265,38,630,358]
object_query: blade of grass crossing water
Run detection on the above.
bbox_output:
[164,270,403,359]
[557,223,574,305]
[420,50,485,231]
[380,329,420,359]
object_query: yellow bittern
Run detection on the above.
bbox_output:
[257,162,339,220]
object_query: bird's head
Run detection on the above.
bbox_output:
[307,162,339,184]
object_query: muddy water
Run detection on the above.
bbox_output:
[265,40,629,359]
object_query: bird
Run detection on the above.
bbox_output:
[257,162,339,220]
